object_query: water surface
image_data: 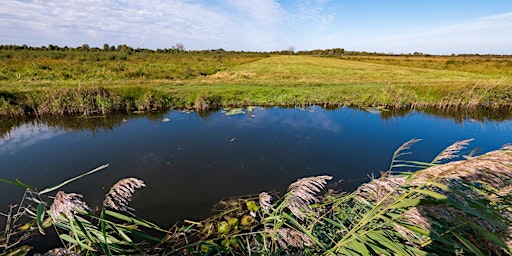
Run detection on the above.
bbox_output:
[1,107,511,227]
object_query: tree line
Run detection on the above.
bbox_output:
[1,44,508,58]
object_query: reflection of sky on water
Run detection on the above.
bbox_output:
[0,123,63,155]
[206,106,342,133]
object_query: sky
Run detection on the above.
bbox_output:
[1,0,511,54]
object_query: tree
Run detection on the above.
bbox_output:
[79,44,90,51]
[288,46,295,54]
[172,43,186,52]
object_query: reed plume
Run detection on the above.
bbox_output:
[49,191,90,220]
[353,176,406,204]
[259,192,273,211]
[432,138,474,163]
[285,175,332,220]
[274,227,313,249]
[103,178,145,211]
[394,138,422,159]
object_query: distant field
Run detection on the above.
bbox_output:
[0,50,511,115]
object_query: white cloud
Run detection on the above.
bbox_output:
[370,12,512,54]
[0,0,230,49]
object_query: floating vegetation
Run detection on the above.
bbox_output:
[222,107,245,116]
[363,106,389,114]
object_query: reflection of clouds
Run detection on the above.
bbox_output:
[0,123,62,155]
[211,106,342,133]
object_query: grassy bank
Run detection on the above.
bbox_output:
[1,140,511,255]
[1,50,511,116]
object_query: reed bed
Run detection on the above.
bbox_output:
[1,140,511,255]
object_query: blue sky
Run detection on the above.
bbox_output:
[1,0,511,54]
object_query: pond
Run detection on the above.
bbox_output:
[1,106,512,230]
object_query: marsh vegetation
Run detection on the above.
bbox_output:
[1,46,511,116]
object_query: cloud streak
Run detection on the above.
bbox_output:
[368,12,512,54]
[0,1,510,53]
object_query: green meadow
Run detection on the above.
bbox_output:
[1,48,511,115]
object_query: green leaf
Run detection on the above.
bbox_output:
[282,213,325,249]
[414,189,448,200]
[106,222,133,243]
[335,246,361,256]
[451,231,484,255]
[104,210,158,229]
[344,238,370,255]
[130,230,162,242]
[74,217,94,243]
[60,233,78,244]
[366,231,405,255]
[467,221,508,249]
[446,199,503,228]
[0,178,34,189]
[427,181,450,191]
[400,223,430,236]
[39,164,109,195]
[36,203,46,235]
[390,198,422,209]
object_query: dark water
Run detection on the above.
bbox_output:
[1,106,512,229]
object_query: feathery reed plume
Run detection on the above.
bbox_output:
[410,146,512,187]
[353,176,406,204]
[259,192,273,212]
[432,139,474,163]
[103,178,145,211]
[49,191,90,220]
[394,138,422,159]
[388,138,422,172]
[274,227,313,249]
[285,175,332,220]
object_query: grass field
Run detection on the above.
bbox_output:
[1,50,511,115]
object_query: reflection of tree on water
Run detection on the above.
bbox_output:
[0,112,166,139]
[2,107,512,139]
[377,106,512,123]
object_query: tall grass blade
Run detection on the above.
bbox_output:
[0,178,34,189]
[104,210,159,229]
[451,231,484,255]
[39,164,109,195]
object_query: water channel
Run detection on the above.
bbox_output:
[1,106,511,230]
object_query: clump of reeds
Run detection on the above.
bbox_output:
[103,177,145,211]
[353,140,512,254]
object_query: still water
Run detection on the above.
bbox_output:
[1,106,511,227]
